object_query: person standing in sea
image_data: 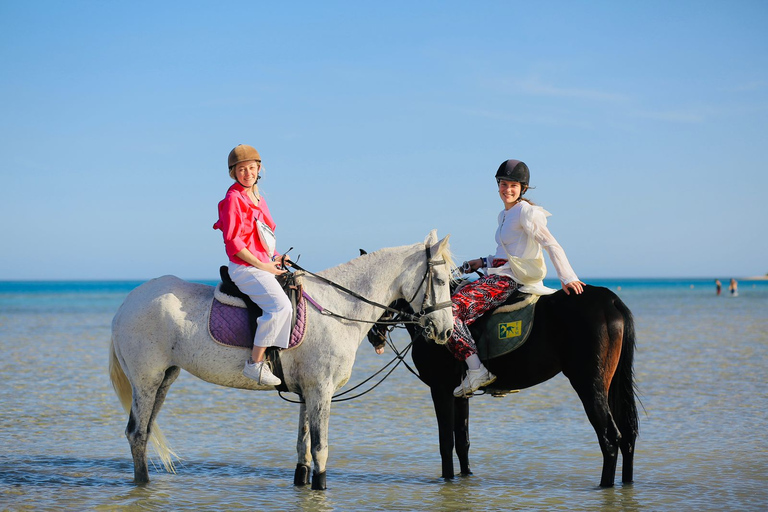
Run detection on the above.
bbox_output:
[213,144,291,386]
[715,279,722,296]
[449,159,585,397]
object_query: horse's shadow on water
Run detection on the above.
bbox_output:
[0,455,435,489]
[169,458,442,487]
[0,456,134,488]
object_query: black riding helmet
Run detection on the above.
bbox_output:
[495,159,530,186]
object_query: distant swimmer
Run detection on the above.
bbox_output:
[715,279,722,296]
[729,278,738,297]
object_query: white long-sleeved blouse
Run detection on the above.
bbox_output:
[486,201,579,295]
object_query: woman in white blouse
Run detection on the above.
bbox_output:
[450,159,585,397]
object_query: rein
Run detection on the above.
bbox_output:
[279,325,419,404]
[287,246,452,329]
[276,244,452,404]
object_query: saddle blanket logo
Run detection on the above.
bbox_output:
[498,321,522,339]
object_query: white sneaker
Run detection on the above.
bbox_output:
[243,360,282,386]
[453,367,496,397]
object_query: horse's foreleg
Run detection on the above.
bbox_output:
[294,402,312,486]
[305,389,333,490]
[430,387,457,479]
[454,396,472,476]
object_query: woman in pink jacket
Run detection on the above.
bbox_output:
[213,144,291,386]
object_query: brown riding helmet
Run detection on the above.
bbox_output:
[228,144,261,169]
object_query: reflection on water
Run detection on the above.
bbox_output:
[0,281,766,510]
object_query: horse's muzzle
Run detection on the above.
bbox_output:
[423,323,452,344]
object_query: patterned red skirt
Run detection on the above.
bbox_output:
[447,272,517,361]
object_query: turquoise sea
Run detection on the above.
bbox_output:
[1,277,766,511]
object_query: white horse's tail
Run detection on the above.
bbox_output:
[109,339,178,473]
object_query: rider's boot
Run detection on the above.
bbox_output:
[453,364,496,397]
[243,359,282,386]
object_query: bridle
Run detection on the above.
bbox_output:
[402,244,453,339]
[276,245,452,405]
[287,245,452,338]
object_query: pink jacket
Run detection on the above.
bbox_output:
[213,182,279,266]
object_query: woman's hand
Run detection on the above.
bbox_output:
[264,260,287,275]
[562,280,586,295]
[279,253,291,270]
[233,248,287,275]
[461,258,484,274]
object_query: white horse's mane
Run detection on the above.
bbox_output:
[320,231,455,282]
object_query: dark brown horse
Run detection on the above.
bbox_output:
[368,285,638,487]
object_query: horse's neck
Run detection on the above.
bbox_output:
[313,244,418,314]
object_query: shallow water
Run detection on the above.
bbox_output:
[1,279,766,511]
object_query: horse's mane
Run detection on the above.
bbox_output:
[435,241,456,275]
[320,236,455,283]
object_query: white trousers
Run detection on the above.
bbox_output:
[228,262,293,349]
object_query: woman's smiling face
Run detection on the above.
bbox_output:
[498,179,522,209]
[234,161,260,188]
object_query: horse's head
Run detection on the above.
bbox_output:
[366,298,412,353]
[399,230,455,344]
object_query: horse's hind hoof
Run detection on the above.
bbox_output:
[311,470,327,490]
[294,464,311,486]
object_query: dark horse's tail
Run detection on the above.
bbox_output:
[608,296,639,482]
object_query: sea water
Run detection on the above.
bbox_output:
[0,278,766,511]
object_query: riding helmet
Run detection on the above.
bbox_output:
[228,144,261,169]
[495,159,529,184]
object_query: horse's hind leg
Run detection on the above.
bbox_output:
[294,402,312,486]
[570,377,621,487]
[620,432,635,484]
[126,366,179,484]
[147,366,180,437]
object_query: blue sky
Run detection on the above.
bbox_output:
[1,1,766,280]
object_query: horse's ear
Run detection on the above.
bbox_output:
[430,234,450,257]
[424,229,438,246]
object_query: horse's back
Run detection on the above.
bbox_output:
[112,275,213,343]
[537,285,626,328]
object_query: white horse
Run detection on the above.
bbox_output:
[109,230,454,490]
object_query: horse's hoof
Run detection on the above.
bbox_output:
[294,464,311,486]
[311,470,327,490]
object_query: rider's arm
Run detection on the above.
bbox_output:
[233,248,286,275]
[523,205,583,293]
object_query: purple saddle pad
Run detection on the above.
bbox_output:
[208,293,307,349]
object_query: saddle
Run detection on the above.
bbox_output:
[217,265,302,337]
[469,291,539,361]
[211,266,307,391]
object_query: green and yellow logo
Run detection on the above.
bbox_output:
[498,321,522,339]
